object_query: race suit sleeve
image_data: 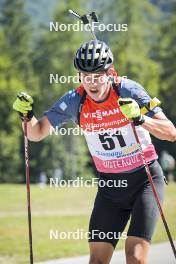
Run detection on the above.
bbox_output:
[119,79,162,118]
[44,89,81,128]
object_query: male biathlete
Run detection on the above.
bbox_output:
[13,40,176,264]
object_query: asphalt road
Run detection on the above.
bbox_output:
[37,241,176,264]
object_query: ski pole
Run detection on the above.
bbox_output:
[23,116,33,264]
[68,9,98,39]
[131,123,176,259]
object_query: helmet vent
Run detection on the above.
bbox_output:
[74,40,114,72]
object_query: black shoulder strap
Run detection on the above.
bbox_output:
[77,89,87,126]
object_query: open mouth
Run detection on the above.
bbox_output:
[90,89,99,94]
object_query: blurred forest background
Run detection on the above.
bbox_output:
[0,0,175,183]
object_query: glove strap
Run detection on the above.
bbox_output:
[133,115,145,126]
[19,110,34,122]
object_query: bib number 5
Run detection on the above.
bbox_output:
[98,131,126,150]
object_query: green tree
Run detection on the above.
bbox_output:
[0,31,25,182]
[93,0,161,96]
[0,0,36,182]
[0,0,33,83]
[32,0,94,180]
[154,2,176,158]
[159,5,176,120]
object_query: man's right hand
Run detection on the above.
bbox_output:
[13,92,34,121]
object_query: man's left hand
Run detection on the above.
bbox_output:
[118,98,140,119]
[118,98,145,126]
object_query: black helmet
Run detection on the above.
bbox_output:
[74,39,113,72]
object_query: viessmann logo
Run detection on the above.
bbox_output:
[83,108,120,120]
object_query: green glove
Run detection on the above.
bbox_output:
[118,98,145,125]
[13,92,34,121]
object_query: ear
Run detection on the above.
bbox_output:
[106,68,114,83]
[106,65,119,84]
[106,67,113,76]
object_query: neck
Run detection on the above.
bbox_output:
[95,83,111,103]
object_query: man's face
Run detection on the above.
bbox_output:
[80,71,110,101]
